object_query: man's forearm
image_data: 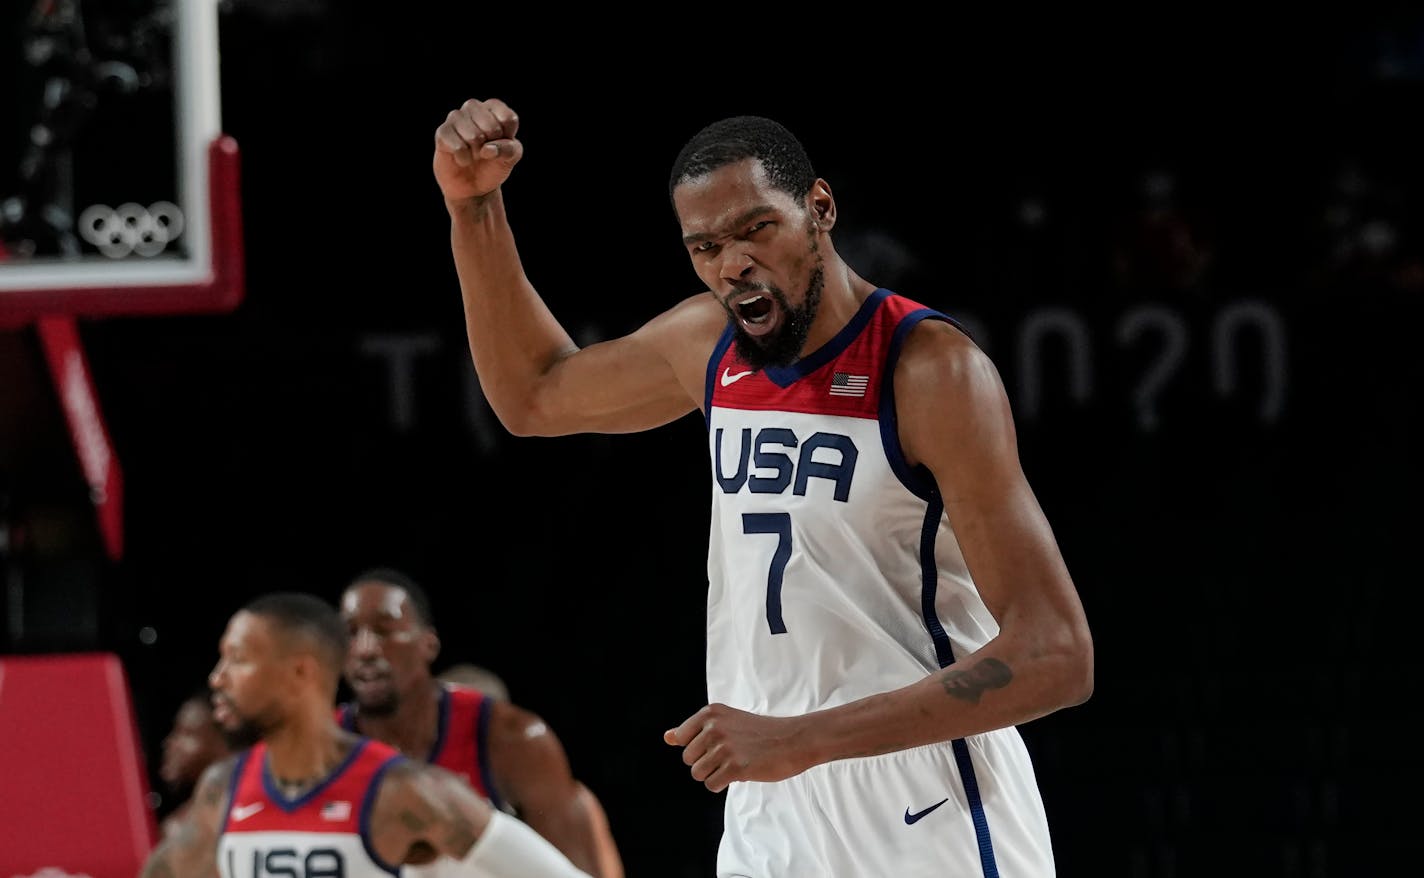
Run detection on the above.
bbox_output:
[796,654,1035,765]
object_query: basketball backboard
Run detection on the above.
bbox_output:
[0,0,243,326]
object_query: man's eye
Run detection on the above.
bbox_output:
[694,241,716,254]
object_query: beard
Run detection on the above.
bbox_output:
[355,687,400,717]
[217,706,269,752]
[729,226,831,369]
[728,243,825,371]
[223,719,262,752]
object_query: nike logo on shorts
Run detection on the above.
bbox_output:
[721,368,754,386]
[904,797,949,825]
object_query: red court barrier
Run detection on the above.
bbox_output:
[0,652,157,878]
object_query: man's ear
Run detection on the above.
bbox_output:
[290,652,322,692]
[422,629,442,666]
[809,179,836,231]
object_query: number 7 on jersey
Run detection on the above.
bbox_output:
[743,512,792,634]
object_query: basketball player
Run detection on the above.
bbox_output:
[138,591,592,878]
[427,662,622,878]
[338,567,624,877]
[156,687,238,840]
[430,97,1095,877]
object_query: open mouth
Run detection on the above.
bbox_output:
[733,293,779,337]
[349,665,391,688]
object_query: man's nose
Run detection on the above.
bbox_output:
[719,248,755,286]
[352,627,381,655]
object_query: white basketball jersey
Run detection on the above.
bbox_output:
[218,739,406,878]
[705,288,999,714]
[704,289,1055,877]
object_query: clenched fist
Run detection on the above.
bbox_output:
[433,98,524,203]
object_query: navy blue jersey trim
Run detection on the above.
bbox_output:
[952,738,1001,878]
[919,496,956,670]
[359,753,407,876]
[426,686,451,764]
[881,307,954,501]
[921,499,999,877]
[219,749,250,834]
[704,325,738,431]
[262,738,368,813]
[477,696,504,812]
[764,288,892,388]
[336,702,356,732]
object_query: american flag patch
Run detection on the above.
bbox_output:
[829,371,869,397]
[320,800,352,821]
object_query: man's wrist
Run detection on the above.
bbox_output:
[446,190,501,222]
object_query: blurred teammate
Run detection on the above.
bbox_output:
[430,97,1095,876]
[338,567,623,877]
[156,687,239,840]
[139,591,591,877]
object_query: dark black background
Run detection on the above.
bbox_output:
[3,5,1422,876]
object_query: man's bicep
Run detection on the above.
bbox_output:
[900,326,1026,498]
[488,702,581,813]
[543,334,697,433]
[538,292,722,434]
[900,330,1073,615]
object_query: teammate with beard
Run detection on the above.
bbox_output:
[431,98,1096,877]
[138,592,592,878]
[337,567,623,877]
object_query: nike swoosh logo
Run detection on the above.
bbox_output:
[721,368,755,387]
[904,798,949,825]
[231,802,265,822]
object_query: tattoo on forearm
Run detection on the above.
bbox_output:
[938,658,1012,704]
[399,809,428,832]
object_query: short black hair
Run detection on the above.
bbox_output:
[242,592,348,679]
[345,567,435,629]
[668,115,816,207]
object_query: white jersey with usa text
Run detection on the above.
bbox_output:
[218,738,406,878]
[704,288,1056,877]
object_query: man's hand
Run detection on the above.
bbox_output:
[433,98,523,203]
[663,703,811,793]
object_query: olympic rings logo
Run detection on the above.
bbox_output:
[78,201,185,258]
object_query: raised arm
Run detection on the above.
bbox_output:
[367,759,592,878]
[138,757,234,878]
[433,98,711,437]
[485,700,623,877]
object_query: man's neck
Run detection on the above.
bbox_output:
[264,719,349,797]
[803,265,876,355]
[356,678,443,759]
